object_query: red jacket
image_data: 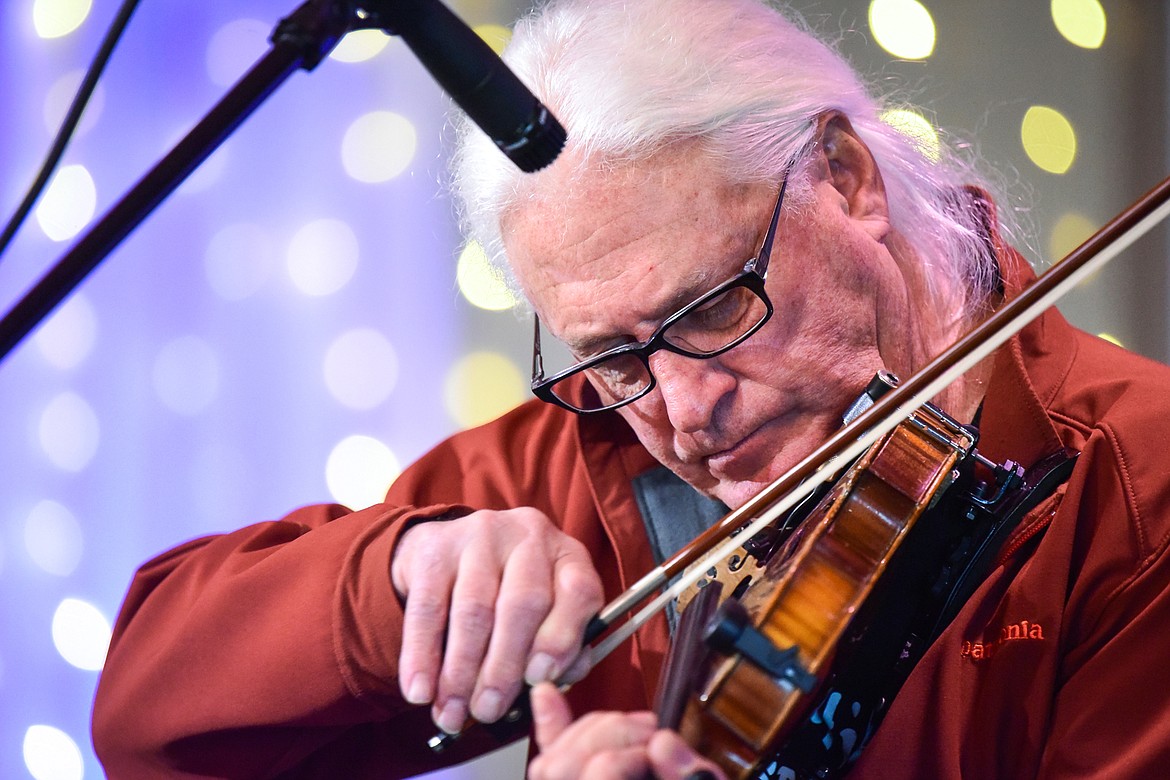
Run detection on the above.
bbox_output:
[93,255,1170,778]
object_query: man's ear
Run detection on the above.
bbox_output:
[815,111,889,226]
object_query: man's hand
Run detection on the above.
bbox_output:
[391,507,603,734]
[528,683,727,780]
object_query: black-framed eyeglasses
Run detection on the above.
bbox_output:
[531,176,788,414]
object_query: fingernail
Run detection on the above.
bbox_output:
[472,688,506,723]
[435,698,467,735]
[525,652,556,685]
[405,673,432,705]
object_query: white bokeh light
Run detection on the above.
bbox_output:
[330,28,391,62]
[33,0,92,39]
[206,18,271,87]
[323,328,399,410]
[341,111,418,183]
[44,69,104,136]
[34,293,97,370]
[205,222,276,301]
[35,164,97,242]
[325,435,400,510]
[287,218,360,295]
[37,392,100,472]
[178,143,230,195]
[52,597,110,671]
[24,500,84,577]
[153,336,220,415]
[23,725,83,780]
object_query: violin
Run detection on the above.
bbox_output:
[655,375,1085,779]
[657,387,977,778]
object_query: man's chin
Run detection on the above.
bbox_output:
[709,478,773,511]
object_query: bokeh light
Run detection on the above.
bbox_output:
[206,19,271,87]
[33,0,92,39]
[44,70,104,136]
[35,164,97,242]
[341,111,418,183]
[323,328,399,410]
[1049,211,1096,261]
[444,351,527,429]
[1098,333,1124,347]
[1052,0,1106,49]
[287,218,360,296]
[330,28,391,63]
[153,336,221,416]
[23,725,84,780]
[177,144,230,196]
[881,109,940,161]
[868,0,936,60]
[1021,105,1077,174]
[474,24,512,55]
[456,242,518,311]
[204,222,277,301]
[37,392,100,472]
[34,292,97,370]
[24,500,84,577]
[51,598,110,671]
[325,435,401,509]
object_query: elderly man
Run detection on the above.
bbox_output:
[93,0,1170,778]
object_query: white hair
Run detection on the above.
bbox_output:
[450,0,1018,320]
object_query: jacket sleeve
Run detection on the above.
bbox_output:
[91,399,610,777]
[1035,423,1170,778]
[91,499,473,778]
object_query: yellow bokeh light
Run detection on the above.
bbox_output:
[868,0,936,60]
[1097,333,1124,348]
[1049,211,1096,261]
[1021,105,1077,175]
[444,351,527,429]
[33,0,92,39]
[457,242,518,311]
[881,109,940,161]
[1052,0,1106,49]
[474,24,512,56]
[330,28,391,63]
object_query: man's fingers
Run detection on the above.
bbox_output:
[396,551,454,706]
[529,687,658,780]
[470,540,554,723]
[530,682,574,750]
[433,547,501,733]
[525,542,604,685]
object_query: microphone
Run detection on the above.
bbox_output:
[365,0,566,173]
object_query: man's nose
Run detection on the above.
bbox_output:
[648,350,736,433]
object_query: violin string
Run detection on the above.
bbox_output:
[583,191,1170,671]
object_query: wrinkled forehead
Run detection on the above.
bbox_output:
[500,146,764,334]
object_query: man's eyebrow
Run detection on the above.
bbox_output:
[566,265,723,357]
